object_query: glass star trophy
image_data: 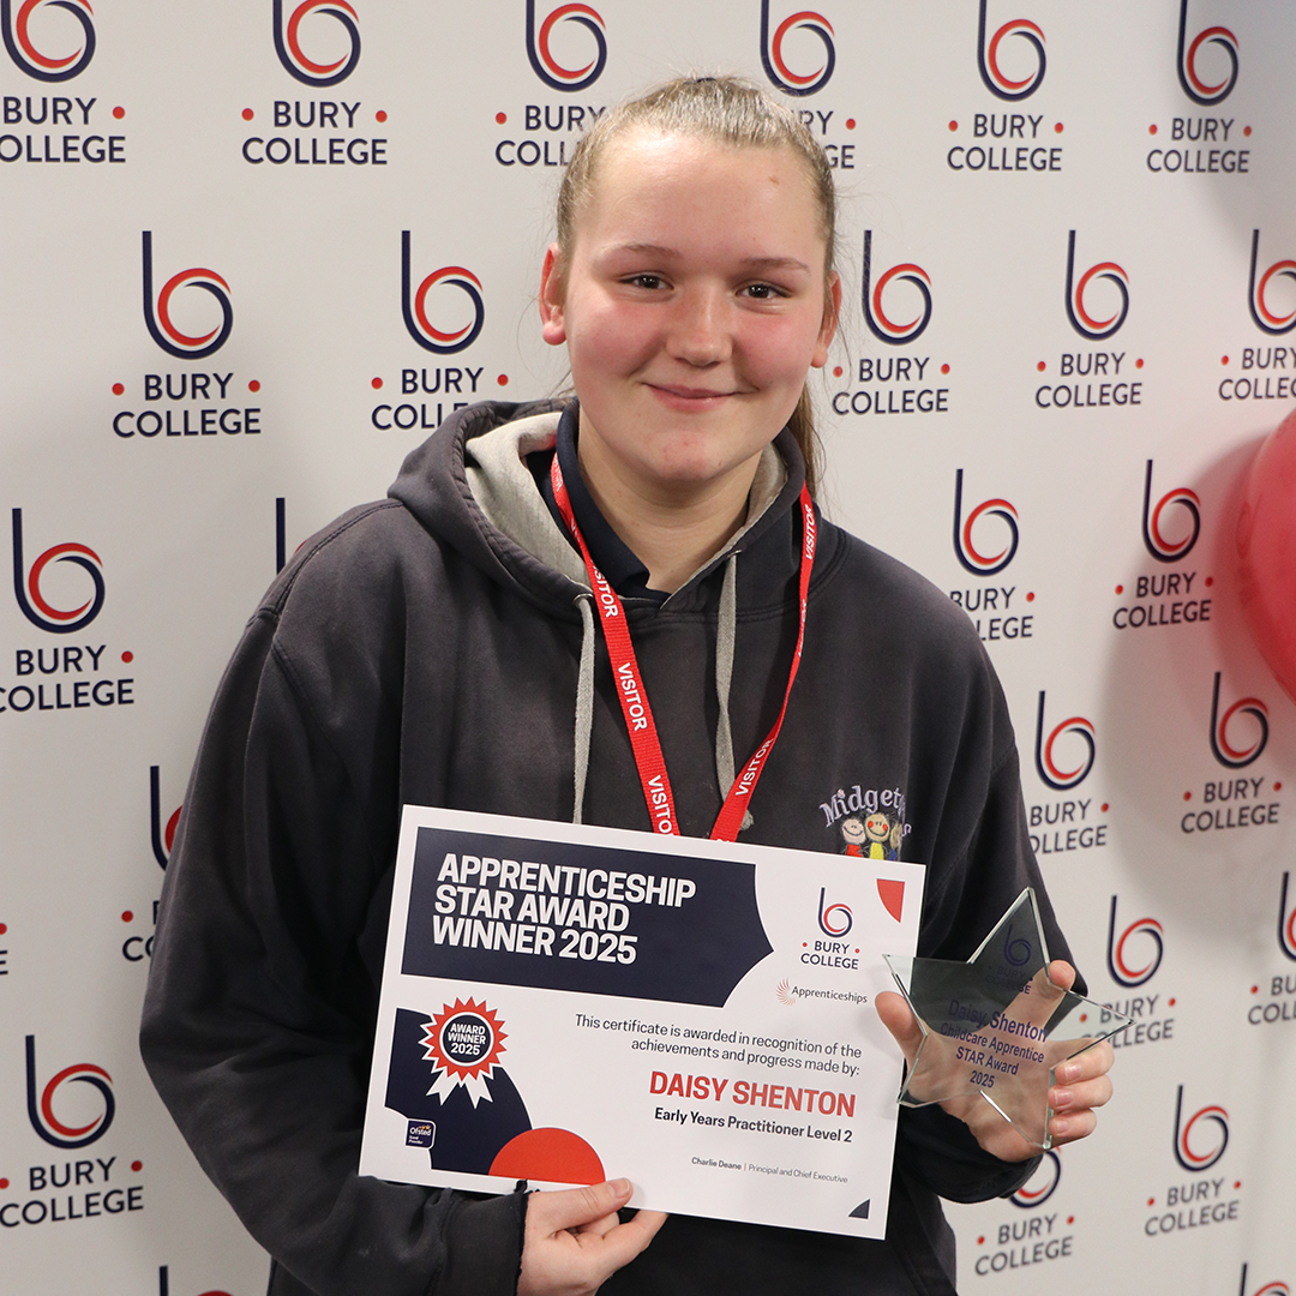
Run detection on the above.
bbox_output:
[883,889,1130,1149]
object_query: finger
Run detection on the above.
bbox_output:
[1051,1074,1113,1114]
[527,1180,635,1236]
[1048,1107,1098,1145]
[875,991,924,1064]
[594,1209,669,1271]
[1054,1040,1114,1086]
[1046,959,1076,994]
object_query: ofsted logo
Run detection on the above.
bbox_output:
[952,469,1018,577]
[1176,0,1238,107]
[25,1035,114,1148]
[273,0,360,88]
[1033,692,1095,792]
[976,0,1045,101]
[1141,459,1200,563]
[11,507,103,633]
[401,232,484,355]
[1209,672,1268,770]
[760,2,835,98]
[861,230,931,345]
[142,232,233,360]
[525,1,606,94]
[1064,231,1129,342]
[1,0,94,82]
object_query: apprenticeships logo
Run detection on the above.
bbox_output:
[150,765,181,870]
[1010,1149,1061,1207]
[977,0,1045,101]
[1247,231,1296,337]
[1141,460,1200,563]
[1065,231,1129,341]
[25,1035,114,1148]
[401,233,484,355]
[1209,672,1268,769]
[1,0,94,82]
[1173,1084,1228,1171]
[1278,873,1296,963]
[273,0,360,87]
[1107,896,1164,988]
[760,3,835,97]
[142,232,233,360]
[11,508,104,634]
[525,1,606,93]
[816,887,852,938]
[861,231,932,345]
[1176,0,1238,106]
[953,470,1018,577]
[1034,691,1095,792]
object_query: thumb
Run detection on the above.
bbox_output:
[875,990,924,1066]
[528,1179,635,1235]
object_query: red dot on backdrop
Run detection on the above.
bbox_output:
[121,651,133,663]
[1168,998,1176,1006]
[1136,358,1144,368]
[1244,126,1252,136]
[112,382,124,396]
[833,366,843,378]
[1037,361,1046,372]
[376,110,387,123]
[1237,409,1296,704]
[1235,1181,1242,1189]
[1054,122,1063,133]
[1115,584,1123,594]
[1252,985,1259,994]
[0,1179,8,1190]
[497,374,509,386]
[113,106,125,120]
[940,363,950,374]
[248,380,261,393]
[948,120,958,131]
[242,108,254,122]
[845,118,856,130]
[0,923,6,934]
[1183,791,1191,801]
[1101,802,1109,812]
[1222,355,1230,365]
[121,911,133,923]
[1026,591,1034,602]
[496,111,507,125]
[372,377,383,389]
[1275,781,1283,791]
[1205,575,1213,586]
[131,1161,142,1173]
[1067,1216,1074,1225]
[802,942,807,948]
[1147,1198,1155,1207]
[1149,124,1158,135]
[977,1236,985,1245]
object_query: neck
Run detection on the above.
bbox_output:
[576,431,759,595]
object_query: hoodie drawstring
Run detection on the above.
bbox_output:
[572,593,596,825]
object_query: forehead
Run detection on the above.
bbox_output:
[574,130,824,254]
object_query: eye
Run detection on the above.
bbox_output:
[624,273,666,290]
[742,282,787,301]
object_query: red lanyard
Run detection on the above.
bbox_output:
[550,453,816,843]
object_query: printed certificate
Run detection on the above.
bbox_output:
[359,806,925,1238]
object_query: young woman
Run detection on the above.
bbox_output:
[142,77,1112,1296]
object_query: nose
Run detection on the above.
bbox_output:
[667,286,731,367]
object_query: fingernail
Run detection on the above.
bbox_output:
[1051,1117,1069,1137]
[1051,1089,1073,1111]
[1056,1062,1078,1083]
[611,1178,631,1195]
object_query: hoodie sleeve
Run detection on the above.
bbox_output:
[139,598,526,1296]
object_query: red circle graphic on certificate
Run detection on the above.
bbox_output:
[423,998,507,1085]
[490,1128,605,1185]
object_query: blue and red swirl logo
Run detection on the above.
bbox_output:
[1,0,94,81]
[273,0,360,87]
[1240,1268,1291,1296]
[1141,459,1200,563]
[1209,672,1268,770]
[25,1035,114,1148]
[1065,231,1129,341]
[1173,1084,1228,1172]
[1176,0,1238,106]
[760,3,835,97]
[157,1266,232,1296]
[861,231,932,345]
[1248,230,1296,337]
[142,232,233,360]
[1011,1149,1060,1207]
[151,765,182,870]
[1034,691,1095,792]
[1278,873,1296,963]
[11,508,104,634]
[977,0,1045,101]
[525,1,606,93]
[816,887,852,938]
[401,233,484,355]
[1106,896,1163,989]
[953,470,1018,577]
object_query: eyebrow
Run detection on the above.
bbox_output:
[604,243,811,273]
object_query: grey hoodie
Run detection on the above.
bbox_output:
[141,400,1067,1296]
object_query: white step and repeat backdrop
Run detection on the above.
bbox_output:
[2,2,1294,1293]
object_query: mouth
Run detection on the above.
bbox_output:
[646,383,739,409]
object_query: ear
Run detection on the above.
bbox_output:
[539,243,567,347]
[811,271,842,369]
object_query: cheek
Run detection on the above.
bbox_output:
[569,304,654,380]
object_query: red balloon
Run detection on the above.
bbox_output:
[1237,409,1296,705]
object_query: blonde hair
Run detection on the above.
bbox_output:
[553,75,839,496]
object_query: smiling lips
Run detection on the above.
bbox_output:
[648,382,743,406]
